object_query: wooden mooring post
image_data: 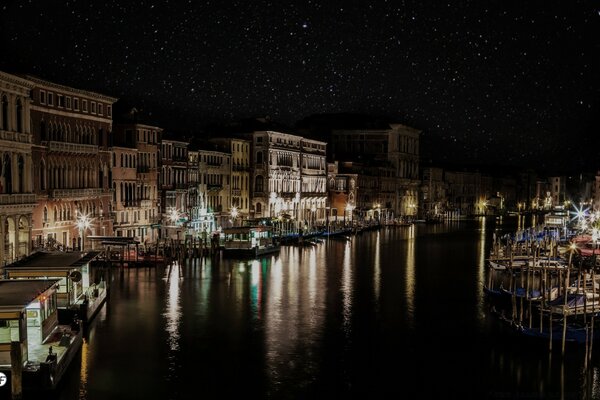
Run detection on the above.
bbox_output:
[10,341,22,400]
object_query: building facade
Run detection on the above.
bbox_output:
[197,148,231,230]
[299,138,328,228]
[251,131,302,228]
[112,122,161,245]
[210,137,251,224]
[160,138,189,240]
[28,75,117,251]
[0,72,37,264]
[330,123,421,218]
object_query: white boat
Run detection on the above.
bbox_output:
[221,226,280,258]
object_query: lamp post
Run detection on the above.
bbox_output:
[76,214,91,252]
[231,206,239,227]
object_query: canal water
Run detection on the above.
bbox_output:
[40,218,599,399]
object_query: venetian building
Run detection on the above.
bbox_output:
[0,71,36,264]
[251,131,302,228]
[197,148,231,231]
[160,137,189,239]
[331,123,421,218]
[27,75,117,250]
[299,138,327,229]
[209,137,251,224]
[112,120,162,245]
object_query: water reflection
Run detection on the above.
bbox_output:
[163,261,182,353]
[404,225,415,328]
[53,218,600,400]
[374,231,381,307]
[263,245,327,395]
[476,217,486,319]
[341,240,353,334]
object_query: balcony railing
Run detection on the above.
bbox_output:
[47,141,99,154]
[231,189,241,196]
[51,188,104,199]
[0,193,37,205]
[0,129,31,144]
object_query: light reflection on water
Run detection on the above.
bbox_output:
[341,240,353,335]
[373,231,381,307]
[163,261,182,353]
[476,216,486,321]
[404,225,416,328]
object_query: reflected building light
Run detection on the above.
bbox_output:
[405,225,415,328]
[309,247,317,306]
[79,339,89,398]
[250,260,261,319]
[164,261,182,353]
[477,217,486,322]
[342,240,353,334]
[374,231,381,307]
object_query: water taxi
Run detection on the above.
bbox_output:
[221,226,280,258]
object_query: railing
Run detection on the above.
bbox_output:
[0,129,31,144]
[232,165,250,172]
[0,193,37,205]
[48,141,98,154]
[51,188,103,199]
[231,189,241,196]
[207,184,223,191]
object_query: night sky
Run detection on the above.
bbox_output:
[1,1,598,171]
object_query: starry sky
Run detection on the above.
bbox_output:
[1,1,598,172]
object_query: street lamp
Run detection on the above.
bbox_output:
[231,206,239,227]
[76,213,91,252]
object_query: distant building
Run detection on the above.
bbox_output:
[209,137,252,223]
[197,147,231,231]
[420,167,447,218]
[112,121,162,245]
[28,75,117,251]
[327,162,358,225]
[330,123,420,218]
[160,137,188,240]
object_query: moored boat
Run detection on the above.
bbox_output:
[222,226,280,258]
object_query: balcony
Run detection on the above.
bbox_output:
[47,141,99,154]
[232,164,250,172]
[0,193,37,205]
[51,188,104,199]
[0,129,31,144]
[231,189,241,196]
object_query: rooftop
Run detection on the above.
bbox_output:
[0,279,60,308]
[5,251,100,270]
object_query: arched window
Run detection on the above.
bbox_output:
[255,175,264,192]
[17,155,24,193]
[43,207,48,222]
[40,160,46,190]
[40,120,46,141]
[3,153,12,194]
[256,203,262,213]
[1,96,8,131]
